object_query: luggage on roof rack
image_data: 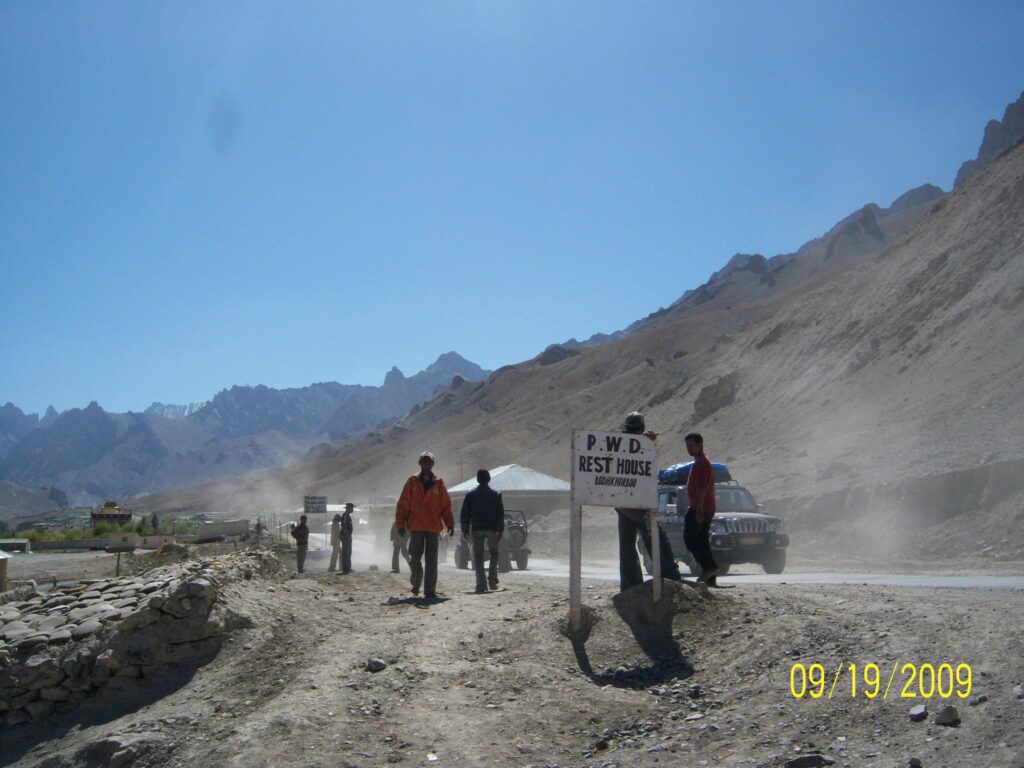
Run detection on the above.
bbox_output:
[658,461,733,485]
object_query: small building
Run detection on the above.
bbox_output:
[0,549,9,592]
[92,500,132,526]
[136,534,175,550]
[447,464,571,518]
[0,538,31,554]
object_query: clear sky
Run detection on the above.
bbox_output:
[2,2,1022,416]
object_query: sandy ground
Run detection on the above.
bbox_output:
[3,544,1024,768]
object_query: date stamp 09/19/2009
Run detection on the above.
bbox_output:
[789,662,973,700]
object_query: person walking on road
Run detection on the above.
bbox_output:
[329,513,344,572]
[290,515,310,574]
[460,468,505,593]
[395,451,454,600]
[616,411,682,591]
[683,432,719,585]
[390,522,410,573]
[340,502,355,574]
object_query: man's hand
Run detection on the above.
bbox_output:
[396,526,405,537]
[694,508,704,524]
[497,532,503,543]
[461,529,470,540]
[643,429,658,441]
[446,526,455,537]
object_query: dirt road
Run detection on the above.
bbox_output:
[3,553,1023,768]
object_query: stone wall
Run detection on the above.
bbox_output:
[0,549,279,727]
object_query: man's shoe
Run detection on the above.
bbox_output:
[475,586,488,594]
[698,567,719,588]
[411,588,420,596]
[488,583,499,591]
[390,569,400,574]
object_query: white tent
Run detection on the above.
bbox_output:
[449,464,570,518]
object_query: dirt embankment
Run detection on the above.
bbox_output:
[2,551,1023,768]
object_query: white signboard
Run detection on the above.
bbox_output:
[571,430,658,509]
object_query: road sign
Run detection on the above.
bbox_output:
[569,429,661,631]
[303,496,327,515]
[572,430,658,509]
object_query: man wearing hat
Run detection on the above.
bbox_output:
[617,411,682,591]
[396,451,454,599]
[459,468,506,593]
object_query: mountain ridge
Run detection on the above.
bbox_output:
[0,352,490,508]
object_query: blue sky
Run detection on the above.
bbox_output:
[2,1,1022,416]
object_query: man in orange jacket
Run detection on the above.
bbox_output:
[396,451,454,600]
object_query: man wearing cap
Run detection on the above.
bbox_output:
[396,451,454,599]
[340,502,355,574]
[616,412,682,591]
[290,514,310,574]
[460,468,506,593]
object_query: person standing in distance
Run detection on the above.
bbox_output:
[616,412,682,591]
[395,451,454,600]
[390,521,410,573]
[329,513,344,572]
[340,502,355,574]
[290,515,310,574]
[683,432,719,585]
[460,468,505,593]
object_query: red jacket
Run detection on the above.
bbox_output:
[396,474,453,534]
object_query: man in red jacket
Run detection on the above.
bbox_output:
[396,451,454,600]
[683,432,719,585]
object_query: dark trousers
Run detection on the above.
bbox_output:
[341,536,352,573]
[471,530,500,590]
[408,531,439,596]
[683,509,717,573]
[295,545,307,574]
[392,538,409,572]
[616,508,681,591]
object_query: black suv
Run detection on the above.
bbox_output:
[649,483,789,575]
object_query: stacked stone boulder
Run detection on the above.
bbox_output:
[0,549,278,727]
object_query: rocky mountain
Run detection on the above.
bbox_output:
[0,481,63,531]
[955,90,1024,186]
[133,95,1024,563]
[144,401,209,419]
[0,403,39,460]
[0,352,490,507]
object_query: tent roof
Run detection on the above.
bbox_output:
[448,464,570,495]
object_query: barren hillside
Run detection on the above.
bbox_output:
[135,141,1024,557]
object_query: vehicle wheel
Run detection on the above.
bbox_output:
[506,526,527,550]
[762,550,786,574]
[454,544,469,570]
[515,551,529,570]
[498,552,513,574]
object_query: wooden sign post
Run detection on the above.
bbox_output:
[569,429,659,631]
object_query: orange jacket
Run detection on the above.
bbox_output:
[396,474,453,534]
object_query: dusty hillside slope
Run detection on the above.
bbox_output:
[135,142,1024,557]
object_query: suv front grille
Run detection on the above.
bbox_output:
[725,518,771,534]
